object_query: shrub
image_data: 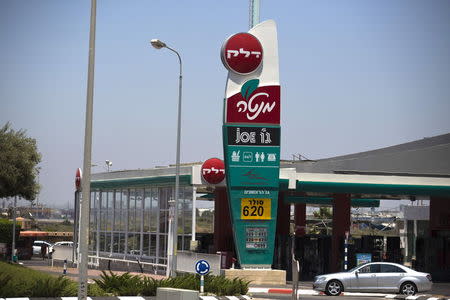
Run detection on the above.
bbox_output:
[88,283,110,296]
[94,271,250,297]
[205,274,249,296]
[0,261,102,297]
[93,271,143,296]
[0,271,30,297]
[159,273,199,290]
[29,276,77,297]
[140,276,158,296]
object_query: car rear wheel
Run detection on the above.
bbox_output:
[325,280,343,296]
[400,282,417,296]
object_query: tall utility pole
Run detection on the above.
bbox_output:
[249,0,260,29]
[78,0,97,299]
[11,196,17,263]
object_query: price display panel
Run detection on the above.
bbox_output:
[246,226,268,249]
[240,198,271,220]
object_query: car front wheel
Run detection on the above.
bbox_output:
[400,282,417,296]
[325,280,343,296]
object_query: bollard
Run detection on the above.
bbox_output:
[344,231,349,271]
[63,259,67,275]
[200,275,204,294]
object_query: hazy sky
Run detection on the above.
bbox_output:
[1,1,449,208]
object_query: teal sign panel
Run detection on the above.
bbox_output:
[227,167,279,188]
[227,188,279,266]
[227,146,280,167]
[223,124,280,267]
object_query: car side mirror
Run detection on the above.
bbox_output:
[355,270,359,276]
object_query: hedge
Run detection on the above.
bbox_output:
[0,261,250,297]
[0,261,107,297]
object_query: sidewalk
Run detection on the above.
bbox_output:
[21,259,165,283]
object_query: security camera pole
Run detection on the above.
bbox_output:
[79,0,97,299]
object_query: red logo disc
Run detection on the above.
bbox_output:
[201,158,225,184]
[75,168,82,191]
[221,32,263,75]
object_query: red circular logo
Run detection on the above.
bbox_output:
[221,32,263,74]
[201,158,225,184]
[75,168,82,191]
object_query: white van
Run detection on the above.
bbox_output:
[49,241,73,253]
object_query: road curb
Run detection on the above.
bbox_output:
[199,296,251,300]
[0,297,252,300]
[1,294,448,300]
[247,287,450,300]
[384,296,449,300]
[248,287,320,295]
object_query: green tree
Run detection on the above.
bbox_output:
[313,207,332,219]
[0,122,41,200]
[310,207,332,235]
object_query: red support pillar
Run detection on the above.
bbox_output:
[429,196,450,236]
[213,187,234,253]
[276,192,290,236]
[274,192,291,269]
[429,196,450,280]
[331,194,351,273]
[295,203,306,236]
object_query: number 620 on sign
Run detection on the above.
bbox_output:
[241,198,271,220]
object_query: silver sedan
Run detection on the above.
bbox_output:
[313,262,432,296]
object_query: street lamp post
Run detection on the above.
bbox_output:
[150,39,182,277]
[105,160,112,172]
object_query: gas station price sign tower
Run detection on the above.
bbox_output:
[221,20,280,268]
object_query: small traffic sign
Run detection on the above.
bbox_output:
[195,259,210,275]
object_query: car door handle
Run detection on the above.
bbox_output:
[371,275,376,277]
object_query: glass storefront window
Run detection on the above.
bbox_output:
[115,190,122,209]
[136,189,143,209]
[143,234,150,256]
[105,232,111,252]
[128,233,139,254]
[129,189,136,209]
[108,191,114,209]
[101,191,107,209]
[150,234,157,257]
[160,210,168,235]
[150,209,158,232]
[118,233,124,253]
[90,184,193,267]
[184,211,192,236]
[112,232,119,253]
[159,234,167,259]
[159,187,171,210]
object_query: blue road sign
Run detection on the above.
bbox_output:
[195,259,210,275]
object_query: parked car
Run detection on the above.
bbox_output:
[49,241,73,253]
[313,262,432,296]
[32,241,52,256]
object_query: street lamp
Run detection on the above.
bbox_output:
[150,38,183,277]
[105,160,112,172]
